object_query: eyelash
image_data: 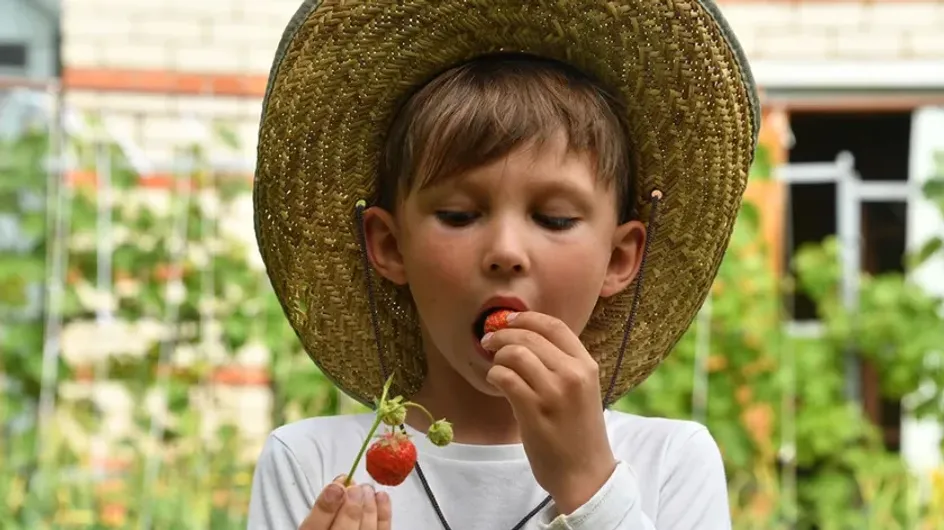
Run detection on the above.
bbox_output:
[535,214,579,230]
[434,211,579,231]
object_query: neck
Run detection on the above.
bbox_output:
[406,353,521,445]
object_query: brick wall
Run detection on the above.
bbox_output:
[63,0,291,73]
[61,0,300,162]
[720,1,944,61]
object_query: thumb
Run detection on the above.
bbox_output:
[299,476,352,529]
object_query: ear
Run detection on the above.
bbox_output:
[599,220,647,298]
[362,206,408,285]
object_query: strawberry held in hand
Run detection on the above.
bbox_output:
[344,374,453,488]
[365,431,417,486]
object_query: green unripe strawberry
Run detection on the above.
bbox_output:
[426,420,454,447]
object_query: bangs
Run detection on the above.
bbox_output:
[378,54,634,219]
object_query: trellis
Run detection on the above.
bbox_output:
[11,88,269,527]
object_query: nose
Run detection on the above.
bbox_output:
[481,218,530,276]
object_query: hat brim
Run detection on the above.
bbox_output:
[253,0,760,407]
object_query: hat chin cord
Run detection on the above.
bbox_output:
[352,190,663,529]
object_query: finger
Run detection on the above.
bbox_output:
[486,364,537,407]
[482,327,565,371]
[504,311,588,360]
[491,344,556,396]
[299,482,346,530]
[359,485,377,530]
[376,491,392,530]
[330,485,366,529]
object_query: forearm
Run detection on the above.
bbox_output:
[540,461,656,530]
[541,453,732,530]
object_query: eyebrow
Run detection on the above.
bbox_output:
[418,166,604,211]
[528,179,598,212]
[467,175,599,210]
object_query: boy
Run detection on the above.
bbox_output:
[248,0,758,529]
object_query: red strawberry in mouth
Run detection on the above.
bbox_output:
[484,308,514,334]
[474,307,516,340]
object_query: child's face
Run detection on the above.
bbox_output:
[364,131,646,397]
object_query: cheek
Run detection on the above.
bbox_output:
[540,239,610,323]
[401,228,474,297]
[551,255,605,294]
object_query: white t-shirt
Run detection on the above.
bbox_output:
[247,409,732,529]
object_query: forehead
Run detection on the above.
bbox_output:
[418,134,611,199]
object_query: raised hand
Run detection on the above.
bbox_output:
[483,311,617,515]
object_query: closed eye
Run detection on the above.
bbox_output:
[534,214,579,231]
[435,210,479,227]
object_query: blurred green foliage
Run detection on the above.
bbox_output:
[1,121,943,528]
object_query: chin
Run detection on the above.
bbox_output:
[450,356,507,398]
[471,378,507,398]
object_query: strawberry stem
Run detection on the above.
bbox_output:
[344,373,395,487]
[404,402,436,425]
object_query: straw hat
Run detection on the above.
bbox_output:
[253,0,760,407]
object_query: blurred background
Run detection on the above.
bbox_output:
[1,0,944,528]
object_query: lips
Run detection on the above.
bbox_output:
[472,296,528,340]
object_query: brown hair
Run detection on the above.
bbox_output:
[377,53,636,222]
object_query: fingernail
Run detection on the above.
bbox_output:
[325,484,344,504]
[481,332,493,344]
[506,312,518,322]
[362,484,374,496]
[333,474,346,482]
[347,485,364,504]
